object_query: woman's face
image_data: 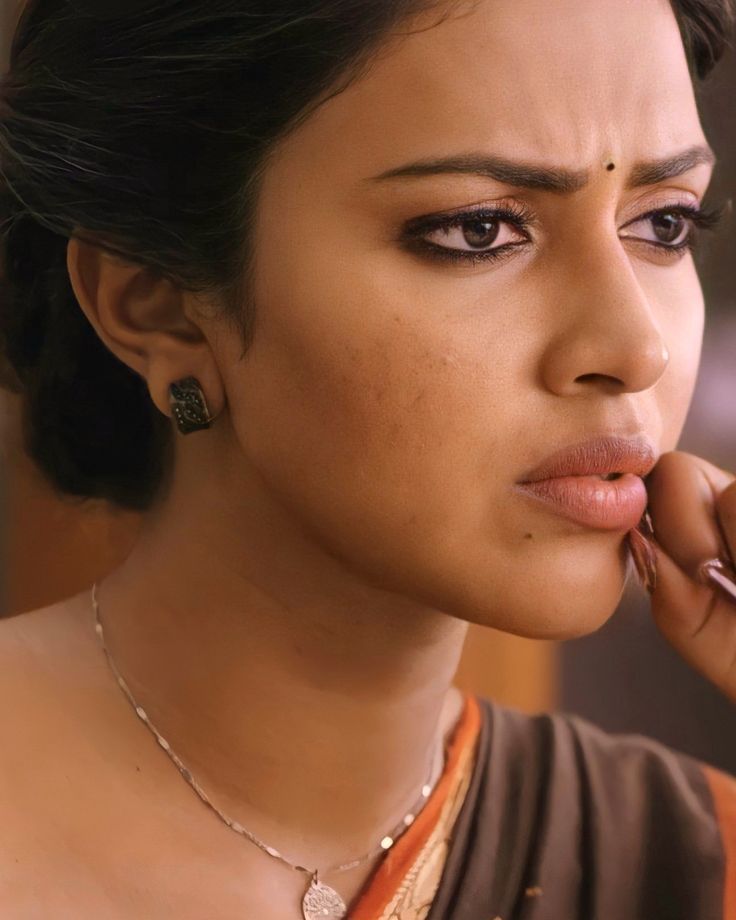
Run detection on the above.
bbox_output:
[214,0,715,637]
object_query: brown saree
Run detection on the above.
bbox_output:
[349,693,736,919]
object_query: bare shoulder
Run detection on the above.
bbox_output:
[0,595,335,918]
[0,590,174,916]
[0,584,113,767]
[0,588,96,751]
[0,589,100,720]
[0,592,109,857]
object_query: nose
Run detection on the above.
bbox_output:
[539,238,674,396]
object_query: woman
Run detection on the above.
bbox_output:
[0,0,735,917]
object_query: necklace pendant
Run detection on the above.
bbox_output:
[302,872,347,920]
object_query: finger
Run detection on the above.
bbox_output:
[646,540,709,635]
[711,470,736,570]
[642,452,736,700]
[647,539,736,700]
[644,451,735,578]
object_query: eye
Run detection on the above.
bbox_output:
[619,204,723,254]
[423,214,527,253]
[401,204,534,264]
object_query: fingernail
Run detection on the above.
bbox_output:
[627,513,658,594]
[697,558,736,605]
[639,509,656,540]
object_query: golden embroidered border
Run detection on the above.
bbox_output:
[375,727,481,920]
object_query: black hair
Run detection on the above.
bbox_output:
[675,0,735,77]
[0,0,733,511]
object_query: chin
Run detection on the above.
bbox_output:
[427,544,631,640]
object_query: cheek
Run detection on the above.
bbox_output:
[655,267,705,451]
[237,298,501,523]
[224,255,530,606]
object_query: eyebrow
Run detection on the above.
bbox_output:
[626,146,716,187]
[368,144,716,193]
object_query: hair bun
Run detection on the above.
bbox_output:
[0,211,173,510]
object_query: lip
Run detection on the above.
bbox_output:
[518,435,658,483]
[516,473,649,530]
[515,435,658,531]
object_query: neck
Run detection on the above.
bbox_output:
[94,453,470,870]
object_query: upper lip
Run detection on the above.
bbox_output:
[517,435,658,483]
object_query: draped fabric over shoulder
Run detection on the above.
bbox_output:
[349,693,736,920]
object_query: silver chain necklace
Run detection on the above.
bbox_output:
[91,582,446,920]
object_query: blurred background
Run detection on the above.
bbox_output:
[0,2,734,770]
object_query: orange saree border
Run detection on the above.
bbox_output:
[349,692,482,920]
[702,764,736,920]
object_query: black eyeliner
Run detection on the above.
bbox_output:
[400,199,727,266]
[400,201,534,264]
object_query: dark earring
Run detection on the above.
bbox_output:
[169,376,217,435]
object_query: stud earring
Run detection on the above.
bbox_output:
[168,376,219,434]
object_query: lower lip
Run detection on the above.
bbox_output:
[515,473,648,531]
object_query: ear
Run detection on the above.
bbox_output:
[66,237,226,420]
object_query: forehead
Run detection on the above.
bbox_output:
[271,0,705,184]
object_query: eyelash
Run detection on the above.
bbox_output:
[401,201,725,265]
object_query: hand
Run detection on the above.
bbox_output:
[633,451,736,704]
